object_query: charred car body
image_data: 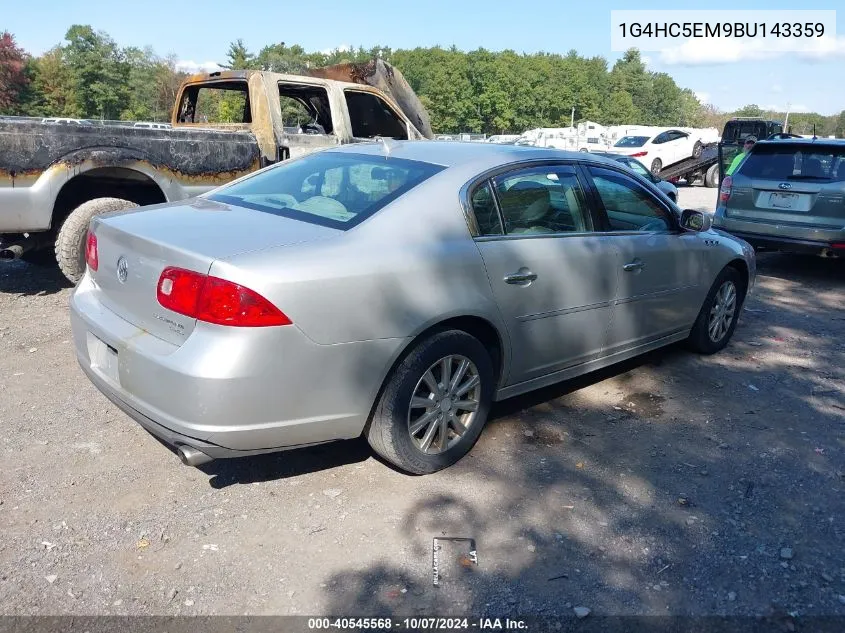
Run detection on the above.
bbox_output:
[0,60,432,282]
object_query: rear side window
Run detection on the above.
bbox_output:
[490,166,591,235]
[738,146,845,181]
[177,82,250,124]
[279,83,334,134]
[209,152,444,230]
[615,136,649,148]
[345,91,408,140]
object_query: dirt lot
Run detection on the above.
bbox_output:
[1,185,843,620]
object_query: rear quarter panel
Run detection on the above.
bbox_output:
[0,119,260,231]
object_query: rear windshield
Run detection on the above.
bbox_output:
[209,152,445,230]
[722,121,782,143]
[738,145,845,182]
[615,136,649,148]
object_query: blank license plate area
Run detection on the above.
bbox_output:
[769,192,799,210]
[86,332,120,384]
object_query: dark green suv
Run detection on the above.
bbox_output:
[713,138,845,257]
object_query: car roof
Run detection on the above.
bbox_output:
[326,140,627,170]
[755,138,845,148]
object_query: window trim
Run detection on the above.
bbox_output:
[460,159,600,240]
[581,164,680,234]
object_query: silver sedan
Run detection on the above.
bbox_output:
[70,142,756,474]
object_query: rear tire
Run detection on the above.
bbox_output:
[704,163,719,188]
[650,158,662,175]
[55,197,138,284]
[692,141,703,158]
[687,267,745,354]
[366,329,494,474]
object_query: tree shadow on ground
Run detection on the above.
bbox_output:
[311,253,845,617]
[0,260,72,296]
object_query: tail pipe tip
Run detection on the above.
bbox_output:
[177,445,213,467]
[0,244,24,261]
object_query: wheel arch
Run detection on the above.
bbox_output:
[362,314,509,436]
[49,148,172,228]
[726,257,750,297]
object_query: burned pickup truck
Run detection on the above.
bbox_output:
[0,60,433,282]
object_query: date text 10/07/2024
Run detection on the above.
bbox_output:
[307,618,528,630]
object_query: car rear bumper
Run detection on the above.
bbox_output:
[70,274,404,460]
[713,212,845,255]
[716,230,843,256]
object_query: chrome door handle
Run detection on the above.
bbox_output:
[504,270,538,284]
[623,260,645,272]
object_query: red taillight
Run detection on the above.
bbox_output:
[831,243,845,250]
[719,175,733,203]
[156,267,291,327]
[630,151,648,157]
[85,231,98,272]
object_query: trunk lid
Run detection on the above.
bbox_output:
[89,197,340,345]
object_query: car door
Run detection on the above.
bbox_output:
[583,165,706,353]
[469,163,619,385]
[668,130,692,163]
[649,132,670,169]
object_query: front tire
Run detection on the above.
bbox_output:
[687,267,745,354]
[366,329,495,474]
[55,197,138,284]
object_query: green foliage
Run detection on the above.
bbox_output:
[63,25,130,120]
[734,104,764,117]
[3,27,842,137]
[225,39,254,70]
[0,31,30,114]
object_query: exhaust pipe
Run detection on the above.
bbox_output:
[0,244,24,260]
[177,445,213,467]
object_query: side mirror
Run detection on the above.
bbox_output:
[680,209,712,232]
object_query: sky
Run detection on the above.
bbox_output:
[3,0,844,115]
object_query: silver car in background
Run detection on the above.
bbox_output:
[714,138,845,257]
[70,142,756,474]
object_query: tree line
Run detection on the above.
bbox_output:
[2,26,844,137]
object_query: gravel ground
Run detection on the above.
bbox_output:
[1,184,843,619]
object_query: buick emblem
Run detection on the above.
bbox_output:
[778,182,792,190]
[116,256,128,283]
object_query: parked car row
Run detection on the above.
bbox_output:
[70,141,755,474]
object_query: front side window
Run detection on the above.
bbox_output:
[345,91,408,140]
[588,167,673,232]
[209,152,443,230]
[486,166,591,236]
